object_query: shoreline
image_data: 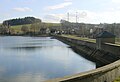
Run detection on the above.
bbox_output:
[0,34,50,37]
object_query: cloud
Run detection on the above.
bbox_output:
[43,14,66,23]
[43,9,120,24]
[64,0,72,1]
[111,0,120,3]
[13,7,32,12]
[45,2,72,10]
[75,10,120,23]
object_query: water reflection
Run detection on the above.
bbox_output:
[0,36,96,82]
[8,46,43,51]
[8,73,47,82]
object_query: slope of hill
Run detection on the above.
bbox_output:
[3,17,41,26]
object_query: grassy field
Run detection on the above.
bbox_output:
[61,35,96,43]
[10,24,31,33]
[11,24,31,28]
[11,24,31,29]
[9,23,61,34]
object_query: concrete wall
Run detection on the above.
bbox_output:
[96,38,115,50]
[45,35,120,82]
[57,36,120,59]
[45,60,120,82]
[55,36,119,66]
[101,43,120,58]
[101,38,115,44]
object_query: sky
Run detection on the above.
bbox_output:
[1,0,120,24]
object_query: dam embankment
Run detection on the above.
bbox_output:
[55,35,119,67]
[45,35,120,82]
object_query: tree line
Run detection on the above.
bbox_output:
[3,17,41,26]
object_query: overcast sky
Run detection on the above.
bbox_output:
[1,0,120,24]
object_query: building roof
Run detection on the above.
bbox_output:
[96,31,116,38]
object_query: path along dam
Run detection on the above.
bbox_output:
[45,33,120,82]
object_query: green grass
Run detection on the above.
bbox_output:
[61,35,96,43]
[114,76,120,82]
[10,24,31,33]
[11,24,31,29]
[9,23,61,34]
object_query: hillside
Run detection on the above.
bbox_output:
[10,23,61,34]
[10,24,31,33]
[3,17,41,26]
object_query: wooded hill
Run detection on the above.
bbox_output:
[3,17,41,26]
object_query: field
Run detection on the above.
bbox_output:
[10,24,31,34]
[10,23,61,34]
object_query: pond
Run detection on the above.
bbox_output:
[0,36,96,82]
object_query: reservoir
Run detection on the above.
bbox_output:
[0,36,96,82]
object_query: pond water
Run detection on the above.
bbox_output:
[0,36,96,82]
